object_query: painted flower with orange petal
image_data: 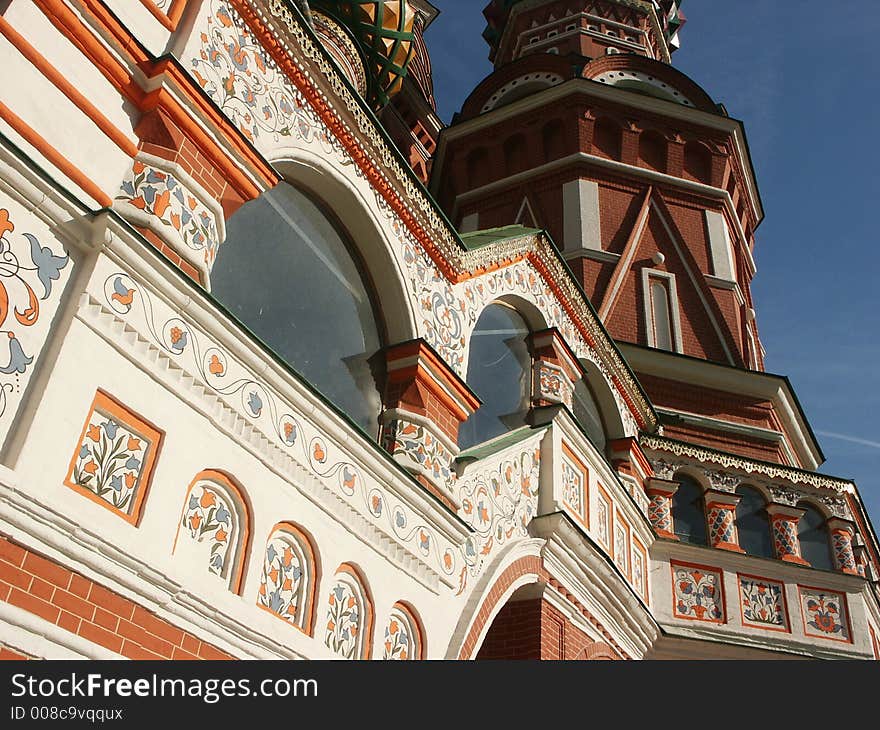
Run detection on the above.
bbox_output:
[83,460,98,475]
[199,489,216,508]
[215,528,227,543]
[87,424,101,442]
[127,436,141,452]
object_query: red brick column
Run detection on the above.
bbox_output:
[766,504,810,566]
[704,490,745,553]
[381,340,480,507]
[527,328,584,409]
[645,477,679,540]
[827,518,859,576]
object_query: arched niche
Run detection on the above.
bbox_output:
[578,359,626,445]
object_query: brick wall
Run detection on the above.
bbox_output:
[0,535,232,660]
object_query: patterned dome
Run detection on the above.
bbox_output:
[309,1,417,108]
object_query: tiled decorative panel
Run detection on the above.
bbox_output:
[256,525,314,632]
[560,445,587,525]
[595,485,611,549]
[738,574,789,632]
[631,538,648,602]
[64,391,162,524]
[798,586,851,643]
[671,562,725,623]
[613,512,630,579]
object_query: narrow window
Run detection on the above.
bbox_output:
[735,487,773,558]
[798,503,834,571]
[672,475,707,546]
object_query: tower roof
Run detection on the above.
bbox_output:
[482,0,687,60]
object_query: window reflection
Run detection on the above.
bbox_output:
[735,486,773,558]
[458,303,531,449]
[672,475,707,546]
[211,182,383,434]
[798,503,834,571]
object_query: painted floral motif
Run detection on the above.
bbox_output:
[457,440,543,593]
[383,607,418,660]
[191,0,340,149]
[117,161,220,266]
[535,362,571,406]
[0,206,70,423]
[706,504,736,547]
[739,576,787,630]
[672,564,725,623]
[613,519,630,577]
[631,545,646,600]
[800,587,850,642]
[595,488,611,548]
[69,408,150,514]
[382,419,453,487]
[257,530,308,628]
[324,578,364,659]
[101,271,461,587]
[560,455,584,521]
[181,483,236,577]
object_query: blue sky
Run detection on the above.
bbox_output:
[425,1,880,525]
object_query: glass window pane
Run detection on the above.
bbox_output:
[650,279,673,351]
[798,504,834,571]
[572,379,606,452]
[735,487,773,558]
[672,476,707,546]
[458,304,530,449]
[211,182,382,434]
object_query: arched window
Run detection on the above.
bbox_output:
[466,147,489,188]
[798,503,834,571]
[672,475,707,546]
[459,303,531,449]
[174,470,249,594]
[683,141,712,184]
[542,119,565,162]
[504,134,528,175]
[639,130,667,173]
[256,523,318,634]
[735,486,773,558]
[211,182,383,435]
[324,564,373,659]
[593,117,622,161]
[383,602,424,660]
[572,378,606,452]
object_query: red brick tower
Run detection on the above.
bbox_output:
[431,0,823,471]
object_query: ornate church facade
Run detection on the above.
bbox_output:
[0,0,876,660]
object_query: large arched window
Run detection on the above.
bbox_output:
[572,378,607,452]
[672,475,707,546]
[211,182,383,435]
[798,502,834,571]
[735,486,773,558]
[458,303,531,450]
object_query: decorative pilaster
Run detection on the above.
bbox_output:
[766,504,810,566]
[645,477,679,540]
[704,490,744,553]
[827,518,859,576]
[527,328,584,409]
[381,339,480,507]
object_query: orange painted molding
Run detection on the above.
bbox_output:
[0,16,139,158]
[0,101,112,207]
[139,0,188,31]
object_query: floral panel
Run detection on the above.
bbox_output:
[0,202,72,446]
[64,391,162,524]
[738,575,788,632]
[381,419,454,488]
[799,586,851,643]
[324,575,367,659]
[595,485,611,549]
[631,538,648,602]
[383,606,421,660]
[179,482,239,583]
[671,562,725,623]
[257,528,311,631]
[613,512,630,579]
[560,447,586,525]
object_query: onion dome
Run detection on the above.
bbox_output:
[308,1,417,109]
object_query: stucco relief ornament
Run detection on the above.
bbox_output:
[704,469,742,493]
[648,458,679,481]
[819,495,851,520]
[768,486,800,506]
[0,208,69,416]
